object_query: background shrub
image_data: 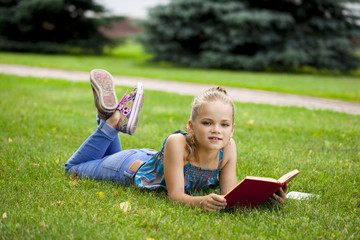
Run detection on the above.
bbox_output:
[0,0,117,54]
[139,0,360,72]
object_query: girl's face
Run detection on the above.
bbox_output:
[188,101,235,151]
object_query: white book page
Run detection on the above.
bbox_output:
[287,191,319,200]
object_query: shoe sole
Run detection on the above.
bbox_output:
[90,69,118,111]
[127,82,144,135]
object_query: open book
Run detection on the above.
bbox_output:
[224,169,300,208]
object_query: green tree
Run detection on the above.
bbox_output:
[0,0,116,54]
[139,0,360,72]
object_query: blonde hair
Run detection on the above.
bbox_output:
[185,86,235,163]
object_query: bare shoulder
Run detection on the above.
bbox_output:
[164,133,188,161]
[165,133,187,146]
[220,138,237,169]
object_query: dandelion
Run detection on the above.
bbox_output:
[97,192,105,199]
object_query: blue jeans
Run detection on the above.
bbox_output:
[65,119,157,186]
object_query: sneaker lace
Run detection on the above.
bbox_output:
[116,90,130,111]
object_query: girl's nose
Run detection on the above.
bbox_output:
[211,125,220,133]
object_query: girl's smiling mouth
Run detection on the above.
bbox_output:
[209,137,222,141]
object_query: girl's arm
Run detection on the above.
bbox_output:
[219,138,238,195]
[163,134,227,211]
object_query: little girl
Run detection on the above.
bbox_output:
[65,69,287,211]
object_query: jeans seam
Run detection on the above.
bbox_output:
[98,120,118,140]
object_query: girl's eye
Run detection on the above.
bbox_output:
[202,121,211,126]
[222,123,230,127]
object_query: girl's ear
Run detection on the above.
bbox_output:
[230,123,236,138]
[188,120,194,131]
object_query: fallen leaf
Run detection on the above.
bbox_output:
[2,212,7,218]
[70,172,79,182]
[119,201,130,212]
[31,163,39,167]
[8,138,13,143]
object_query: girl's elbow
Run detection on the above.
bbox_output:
[167,190,183,203]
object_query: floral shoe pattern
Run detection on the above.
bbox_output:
[90,69,118,119]
[116,82,144,135]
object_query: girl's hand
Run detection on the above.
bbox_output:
[269,183,288,204]
[199,193,227,211]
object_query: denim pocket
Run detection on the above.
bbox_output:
[102,150,137,172]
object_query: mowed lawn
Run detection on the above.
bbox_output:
[0,73,359,239]
[0,41,360,102]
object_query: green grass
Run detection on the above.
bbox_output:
[1,41,360,102]
[1,74,359,239]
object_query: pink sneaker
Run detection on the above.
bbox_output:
[90,69,118,119]
[116,83,144,135]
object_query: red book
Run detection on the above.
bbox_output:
[224,169,300,208]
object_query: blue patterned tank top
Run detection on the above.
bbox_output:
[134,131,223,192]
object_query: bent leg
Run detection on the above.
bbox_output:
[96,115,122,157]
[65,120,119,171]
[104,135,122,157]
[66,149,157,186]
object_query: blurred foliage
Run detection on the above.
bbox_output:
[0,0,119,54]
[139,0,360,72]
